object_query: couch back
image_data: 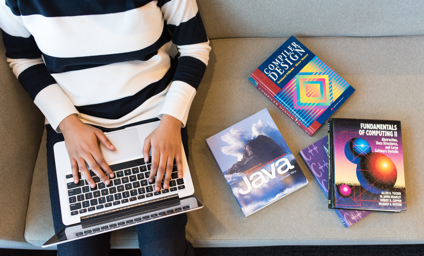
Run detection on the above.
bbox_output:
[198,0,424,39]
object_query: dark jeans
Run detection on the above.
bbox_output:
[45,118,194,256]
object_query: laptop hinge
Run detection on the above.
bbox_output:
[80,194,180,227]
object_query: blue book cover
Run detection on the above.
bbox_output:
[299,136,371,227]
[249,36,355,136]
[206,108,308,217]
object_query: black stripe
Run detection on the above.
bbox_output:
[75,57,177,119]
[43,24,172,74]
[18,64,57,100]
[173,56,206,90]
[167,12,208,46]
[6,0,156,17]
[157,0,172,8]
[1,30,42,59]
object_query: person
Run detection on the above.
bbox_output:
[0,0,211,255]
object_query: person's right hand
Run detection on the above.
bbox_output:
[58,114,115,188]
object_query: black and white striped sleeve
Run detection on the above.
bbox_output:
[0,2,78,131]
[158,0,211,125]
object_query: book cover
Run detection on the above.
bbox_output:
[249,36,355,136]
[206,108,308,217]
[299,136,371,227]
[328,118,406,212]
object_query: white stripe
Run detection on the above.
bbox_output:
[162,0,198,25]
[7,57,44,76]
[178,41,211,65]
[0,3,31,37]
[158,80,196,127]
[21,2,163,58]
[34,84,79,131]
[51,47,172,106]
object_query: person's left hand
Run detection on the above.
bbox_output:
[143,114,183,192]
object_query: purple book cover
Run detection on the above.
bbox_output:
[206,108,308,217]
[299,136,371,227]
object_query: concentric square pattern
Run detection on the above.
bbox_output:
[294,74,330,109]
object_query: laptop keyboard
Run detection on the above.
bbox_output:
[66,158,186,216]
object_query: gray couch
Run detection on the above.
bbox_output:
[1,0,424,249]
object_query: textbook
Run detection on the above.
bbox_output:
[249,36,355,136]
[206,109,308,217]
[328,118,406,212]
[299,136,371,227]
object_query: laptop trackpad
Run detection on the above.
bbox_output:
[100,128,142,164]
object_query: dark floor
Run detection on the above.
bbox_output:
[1,245,424,256]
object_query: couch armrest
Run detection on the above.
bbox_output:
[0,34,44,246]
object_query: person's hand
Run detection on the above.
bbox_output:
[143,114,183,192]
[59,114,115,188]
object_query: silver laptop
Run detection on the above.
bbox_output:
[43,120,203,247]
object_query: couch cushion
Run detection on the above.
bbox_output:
[25,36,424,248]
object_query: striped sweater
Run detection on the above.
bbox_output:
[0,0,210,131]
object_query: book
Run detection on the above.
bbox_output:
[328,118,406,212]
[206,108,308,217]
[249,36,355,136]
[299,136,371,227]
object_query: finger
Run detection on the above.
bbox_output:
[92,149,114,179]
[78,158,95,188]
[162,157,174,189]
[149,149,160,183]
[176,153,184,179]
[85,155,110,186]
[143,137,151,163]
[95,129,115,151]
[70,159,79,184]
[154,155,168,192]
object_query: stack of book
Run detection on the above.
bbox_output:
[206,36,407,227]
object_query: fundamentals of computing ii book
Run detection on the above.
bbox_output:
[249,36,355,136]
[328,118,406,212]
[299,136,371,227]
[206,109,308,217]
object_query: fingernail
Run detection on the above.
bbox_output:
[110,145,115,150]
[110,173,114,178]
[105,180,110,185]
[74,179,78,184]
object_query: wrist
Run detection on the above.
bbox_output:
[58,114,81,133]
[160,114,183,129]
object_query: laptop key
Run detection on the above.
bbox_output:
[175,207,182,212]
[116,171,124,178]
[82,201,90,208]
[110,224,117,228]
[137,195,145,200]
[122,177,129,183]
[66,174,73,179]
[159,212,166,216]
[146,186,153,192]
[75,232,84,237]
[162,189,169,194]
[142,216,150,220]
[84,230,92,235]
[85,193,93,200]
[132,167,139,174]
[113,201,121,206]
[140,166,147,172]
[130,175,137,182]
[79,209,87,214]
[172,166,178,173]
[171,173,178,179]
[137,173,144,180]
[101,225,108,230]
[105,203,112,208]
[70,203,82,211]
[71,211,79,216]
[90,199,98,206]
[109,187,117,194]
[93,177,100,183]
[183,206,190,210]
[77,195,85,201]
[126,220,134,224]
[82,186,90,193]
[178,185,186,190]
[101,189,108,196]
[122,191,130,198]
[140,180,148,186]
[166,210,174,214]
[117,222,126,226]
[125,184,132,190]
[124,169,132,176]
[138,188,145,194]
[146,193,153,198]
[92,228,101,232]
[121,199,129,204]
[67,180,84,189]
[68,188,81,196]
[130,197,137,202]
[114,193,122,200]
[154,191,161,196]
[106,195,114,202]
[69,196,76,203]
[133,181,140,188]
[130,190,137,196]
[151,213,158,218]
[96,205,104,210]
[88,207,95,212]
[117,185,124,192]
[98,183,105,189]
[114,179,121,186]
[99,197,106,204]
[134,217,142,222]
[177,179,184,185]
[93,191,101,197]
[170,187,177,192]
[169,180,176,187]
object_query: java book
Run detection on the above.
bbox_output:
[299,136,371,227]
[249,36,355,136]
[328,118,406,212]
[206,109,308,217]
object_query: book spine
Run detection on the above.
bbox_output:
[249,71,314,136]
[327,119,335,209]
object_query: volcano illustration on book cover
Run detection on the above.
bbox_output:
[328,118,406,212]
[206,108,308,217]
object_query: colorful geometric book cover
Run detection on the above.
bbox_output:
[248,36,355,136]
[206,108,308,217]
[328,118,406,212]
[299,136,371,227]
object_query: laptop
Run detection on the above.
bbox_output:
[43,119,203,247]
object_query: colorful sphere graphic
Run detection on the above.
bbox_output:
[337,184,352,197]
[345,138,372,164]
[356,152,397,194]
